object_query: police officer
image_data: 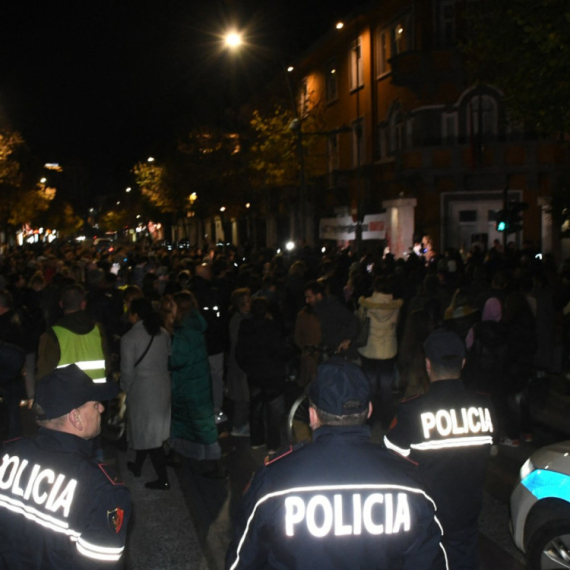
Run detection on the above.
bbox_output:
[226,358,446,570]
[0,364,131,569]
[384,328,494,570]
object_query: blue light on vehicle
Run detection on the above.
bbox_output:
[522,469,570,501]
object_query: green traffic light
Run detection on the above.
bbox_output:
[497,220,506,232]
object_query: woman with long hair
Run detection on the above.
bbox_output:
[121,297,171,490]
[169,290,224,476]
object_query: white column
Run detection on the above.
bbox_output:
[382,198,417,259]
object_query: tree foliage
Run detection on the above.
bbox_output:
[463,0,570,136]
[248,102,326,190]
[0,128,56,238]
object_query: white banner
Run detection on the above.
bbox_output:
[319,214,386,241]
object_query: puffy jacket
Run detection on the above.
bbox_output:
[357,292,403,360]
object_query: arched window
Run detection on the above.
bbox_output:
[467,95,497,139]
[389,106,404,152]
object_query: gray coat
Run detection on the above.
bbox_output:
[120,320,171,450]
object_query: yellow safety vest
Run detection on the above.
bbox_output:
[52,325,107,383]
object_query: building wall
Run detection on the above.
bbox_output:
[289,0,570,256]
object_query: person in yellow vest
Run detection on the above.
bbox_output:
[37,284,109,384]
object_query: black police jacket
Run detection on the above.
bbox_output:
[384,379,494,530]
[0,428,131,569]
[226,425,445,570]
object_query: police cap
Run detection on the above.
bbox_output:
[34,364,119,420]
[423,328,465,366]
[309,357,371,416]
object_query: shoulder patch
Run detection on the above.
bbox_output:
[98,463,125,486]
[264,442,307,466]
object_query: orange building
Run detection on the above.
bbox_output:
[277,0,570,258]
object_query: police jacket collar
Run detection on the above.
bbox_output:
[429,378,463,392]
[312,423,371,443]
[37,427,95,457]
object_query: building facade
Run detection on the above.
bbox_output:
[282,0,569,258]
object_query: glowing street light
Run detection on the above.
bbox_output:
[126,187,132,193]
[287,66,294,72]
[147,157,155,163]
[336,22,344,29]
[220,206,226,212]
[224,31,242,49]
[40,177,47,183]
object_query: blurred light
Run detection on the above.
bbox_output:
[147,157,155,162]
[287,66,294,72]
[336,22,344,29]
[116,201,121,205]
[330,69,336,74]
[397,27,404,34]
[286,241,295,251]
[245,203,251,208]
[156,223,162,229]
[321,247,326,253]
[220,206,226,212]
[89,208,94,213]
[40,177,47,183]
[277,248,281,254]
[126,187,132,193]
[224,32,242,48]
[136,214,141,219]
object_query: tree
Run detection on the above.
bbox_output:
[0,128,56,241]
[248,103,326,191]
[463,0,570,137]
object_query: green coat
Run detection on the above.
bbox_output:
[170,310,218,445]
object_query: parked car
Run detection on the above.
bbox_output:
[510,440,570,569]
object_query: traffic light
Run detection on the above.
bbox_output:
[496,210,507,232]
[505,201,528,234]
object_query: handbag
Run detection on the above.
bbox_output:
[134,335,155,367]
[352,311,370,349]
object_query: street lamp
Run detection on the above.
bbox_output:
[224,31,242,49]
[147,157,155,163]
[126,187,132,193]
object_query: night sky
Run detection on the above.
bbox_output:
[0,0,365,199]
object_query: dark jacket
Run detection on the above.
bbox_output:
[170,309,218,445]
[226,425,444,570]
[385,379,494,530]
[235,317,290,398]
[0,428,131,569]
[313,295,359,350]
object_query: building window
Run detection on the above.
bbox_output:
[325,60,338,103]
[392,14,412,56]
[389,109,404,153]
[438,0,456,48]
[327,134,339,188]
[377,124,388,159]
[468,95,498,138]
[350,37,364,91]
[352,118,364,167]
[442,112,458,143]
[376,29,389,76]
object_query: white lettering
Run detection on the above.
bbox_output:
[393,493,411,532]
[285,496,305,536]
[421,412,436,439]
[12,459,29,496]
[284,492,413,537]
[468,408,481,433]
[46,474,66,511]
[450,410,465,435]
[0,455,19,490]
[333,494,352,536]
[352,494,362,535]
[362,494,384,535]
[32,469,55,505]
[483,408,493,432]
[436,410,452,436]
[23,464,41,500]
[48,479,77,518]
[306,495,333,537]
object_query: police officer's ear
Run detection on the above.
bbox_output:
[68,408,84,432]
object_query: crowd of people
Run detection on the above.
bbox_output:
[1,236,570,567]
[0,238,569,448]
